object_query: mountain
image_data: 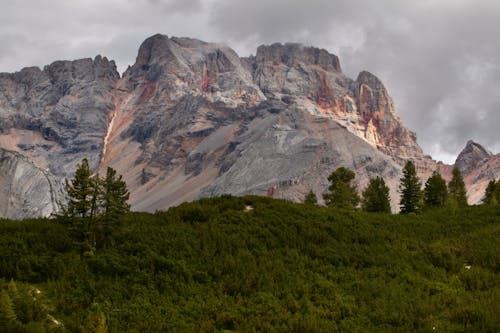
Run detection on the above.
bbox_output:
[453,141,500,204]
[0,56,119,175]
[0,148,66,219]
[100,35,429,211]
[0,34,496,217]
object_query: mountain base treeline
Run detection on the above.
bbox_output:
[0,196,499,332]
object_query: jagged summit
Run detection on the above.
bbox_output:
[455,140,493,175]
[255,42,342,72]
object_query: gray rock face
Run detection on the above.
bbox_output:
[0,56,119,176]
[451,140,499,204]
[455,140,492,175]
[255,43,341,73]
[0,148,66,219]
[199,107,402,210]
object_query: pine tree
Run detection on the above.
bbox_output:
[448,168,467,206]
[483,179,499,205]
[323,167,360,209]
[423,171,448,208]
[304,190,318,205]
[103,167,130,221]
[0,290,17,331]
[361,176,391,213]
[66,158,93,218]
[101,167,130,246]
[399,160,422,213]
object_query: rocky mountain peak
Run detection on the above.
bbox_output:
[455,140,493,175]
[255,43,341,72]
[356,70,386,92]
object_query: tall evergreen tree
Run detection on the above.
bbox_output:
[101,167,130,244]
[0,290,17,331]
[304,190,318,205]
[66,158,93,218]
[66,160,130,251]
[423,171,448,208]
[361,176,391,213]
[399,160,422,213]
[448,168,467,206]
[323,167,360,209]
[483,179,499,205]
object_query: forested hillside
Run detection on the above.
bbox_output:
[1,196,499,332]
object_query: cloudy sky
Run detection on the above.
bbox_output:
[1,0,499,163]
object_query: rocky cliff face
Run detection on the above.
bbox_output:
[0,56,119,176]
[1,33,495,217]
[0,148,66,219]
[453,141,500,204]
[100,35,427,211]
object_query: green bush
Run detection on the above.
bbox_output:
[0,196,498,331]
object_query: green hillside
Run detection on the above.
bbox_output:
[1,196,499,332]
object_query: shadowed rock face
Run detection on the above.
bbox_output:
[0,148,66,219]
[455,140,493,175]
[0,56,119,176]
[0,33,496,217]
[452,141,499,204]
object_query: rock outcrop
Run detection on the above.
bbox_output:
[453,141,499,204]
[455,140,493,175]
[0,148,66,219]
[0,56,119,176]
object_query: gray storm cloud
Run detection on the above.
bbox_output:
[0,0,498,163]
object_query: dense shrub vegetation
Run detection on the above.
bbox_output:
[0,195,499,332]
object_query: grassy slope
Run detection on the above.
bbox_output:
[0,195,499,332]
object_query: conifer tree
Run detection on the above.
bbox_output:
[101,167,130,244]
[399,160,422,213]
[361,176,391,213]
[304,190,318,205]
[323,167,360,209]
[66,158,93,218]
[66,160,130,251]
[483,179,499,205]
[0,290,17,331]
[424,171,448,208]
[448,168,467,206]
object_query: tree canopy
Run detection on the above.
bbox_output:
[424,171,448,208]
[323,167,360,209]
[65,159,130,252]
[361,176,391,213]
[399,160,422,214]
[448,168,467,207]
[304,190,318,205]
[483,179,499,205]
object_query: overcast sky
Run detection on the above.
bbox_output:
[1,0,499,163]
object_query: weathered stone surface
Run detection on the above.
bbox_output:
[455,140,493,175]
[199,108,403,211]
[0,148,66,219]
[0,56,119,176]
[452,141,499,204]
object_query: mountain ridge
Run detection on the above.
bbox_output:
[0,34,498,217]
